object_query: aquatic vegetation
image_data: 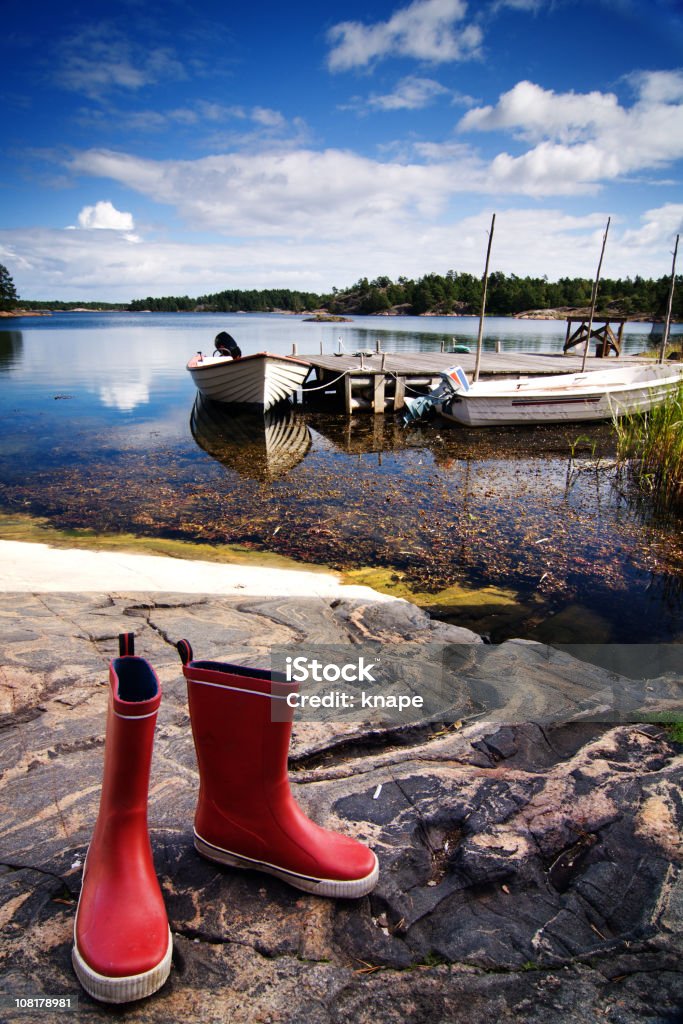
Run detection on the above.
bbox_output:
[3,411,683,643]
[614,382,683,513]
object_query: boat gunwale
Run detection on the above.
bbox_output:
[458,365,683,401]
[186,351,311,372]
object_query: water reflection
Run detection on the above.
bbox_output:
[0,331,23,372]
[343,317,652,356]
[100,382,150,411]
[310,412,412,455]
[190,395,312,481]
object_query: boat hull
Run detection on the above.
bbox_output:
[438,365,683,427]
[187,352,310,411]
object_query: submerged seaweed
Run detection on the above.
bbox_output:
[1,405,682,643]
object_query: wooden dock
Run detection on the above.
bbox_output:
[563,316,626,357]
[298,350,648,414]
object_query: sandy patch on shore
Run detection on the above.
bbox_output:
[0,538,398,599]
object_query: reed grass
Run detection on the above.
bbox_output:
[614,382,683,512]
[639,344,681,361]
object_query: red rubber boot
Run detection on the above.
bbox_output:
[177,640,378,898]
[72,634,172,1003]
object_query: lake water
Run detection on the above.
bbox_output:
[1,311,681,643]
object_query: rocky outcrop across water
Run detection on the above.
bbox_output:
[1,592,681,1022]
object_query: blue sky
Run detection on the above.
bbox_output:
[1,0,682,301]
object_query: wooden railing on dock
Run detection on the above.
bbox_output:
[563,316,626,358]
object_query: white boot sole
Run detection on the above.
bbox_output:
[194,832,379,898]
[72,929,172,1004]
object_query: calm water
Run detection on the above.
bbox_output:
[1,311,681,643]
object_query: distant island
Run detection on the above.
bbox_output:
[6,269,682,321]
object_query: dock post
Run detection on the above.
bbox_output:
[373,373,385,415]
[292,343,298,355]
[394,376,406,411]
[319,340,323,354]
[375,337,382,353]
[344,373,353,415]
[440,340,445,352]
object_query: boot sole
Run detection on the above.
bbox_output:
[72,929,173,1004]
[194,832,379,898]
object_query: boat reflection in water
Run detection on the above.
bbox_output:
[190,394,312,482]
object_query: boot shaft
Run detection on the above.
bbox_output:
[95,636,162,825]
[178,643,297,807]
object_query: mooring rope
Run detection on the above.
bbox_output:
[301,369,350,392]
[385,370,437,396]
[301,367,438,398]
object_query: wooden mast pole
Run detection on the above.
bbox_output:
[473,213,496,383]
[580,217,610,372]
[659,233,679,365]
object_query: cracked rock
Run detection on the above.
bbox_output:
[0,592,681,1023]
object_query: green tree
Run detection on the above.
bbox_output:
[360,287,390,314]
[0,264,18,311]
[411,280,435,314]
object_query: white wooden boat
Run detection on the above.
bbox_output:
[405,364,683,427]
[187,351,311,411]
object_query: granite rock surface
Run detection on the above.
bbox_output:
[0,592,681,1023]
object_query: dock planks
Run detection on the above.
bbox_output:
[298,350,649,414]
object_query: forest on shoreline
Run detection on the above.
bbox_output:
[11,268,683,319]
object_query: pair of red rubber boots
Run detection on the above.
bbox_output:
[72,635,379,1003]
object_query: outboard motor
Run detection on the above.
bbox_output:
[214,331,242,359]
[402,365,469,424]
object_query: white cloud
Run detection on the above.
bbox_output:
[4,202,681,306]
[67,148,462,236]
[57,61,683,238]
[11,59,683,303]
[363,76,451,111]
[458,72,683,194]
[77,200,136,232]
[251,107,286,128]
[56,23,186,99]
[327,0,482,71]
[489,142,619,196]
[621,203,683,249]
[459,80,623,143]
[491,0,542,10]
[74,99,302,149]
[628,68,683,104]
[165,102,288,130]
[196,102,242,122]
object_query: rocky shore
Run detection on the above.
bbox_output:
[0,310,50,318]
[1,589,682,1023]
